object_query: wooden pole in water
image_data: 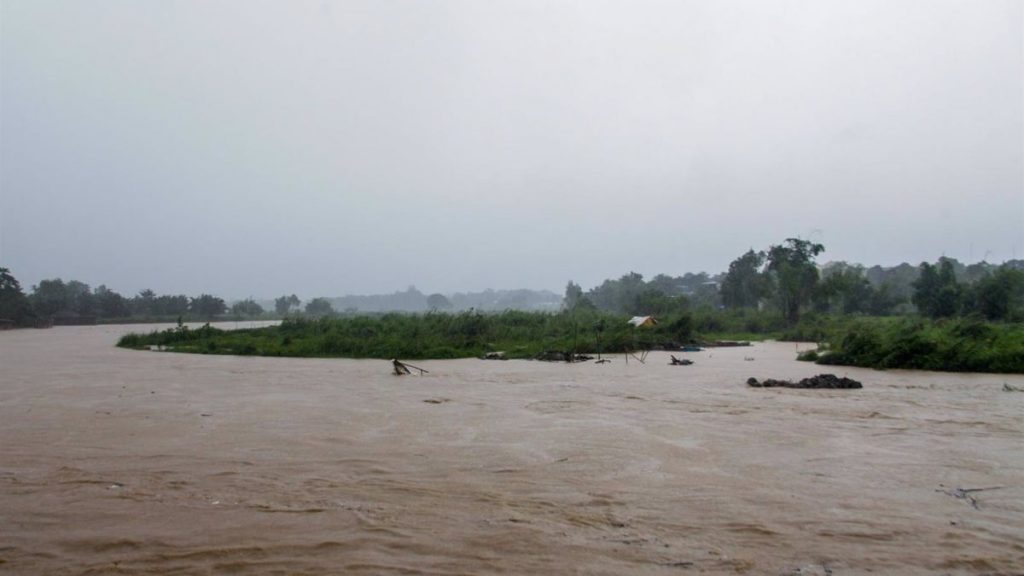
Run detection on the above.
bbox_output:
[572,311,578,363]
[400,360,429,374]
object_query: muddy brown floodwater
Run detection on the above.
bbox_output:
[1,324,1023,575]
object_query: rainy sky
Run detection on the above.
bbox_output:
[1,0,1021,298]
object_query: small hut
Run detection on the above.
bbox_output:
[627,315,658,328]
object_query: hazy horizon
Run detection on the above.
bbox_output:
[3,1,1022,299]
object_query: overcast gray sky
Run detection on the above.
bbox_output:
[1,0,1021,299]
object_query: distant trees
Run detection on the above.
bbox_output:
[94,285,130,319]
[132,289,157,317]
[908,260,1024,321]
[968,267,1024,321]
[567,273,695,316]
[30,279,71,317]
[231,299,265,317]
[0,268,33,324]
[587,272,647,313]
[275,294,301,315]
[630,288,689,316]
[912,259,962,319]
[814,264,874,315]
[190,294,227,319]
[6,248,1021,333]
[646,274,685,296]
[865,263,918,308]
[563,281,584,310]
[154,294,190,317]
[970,264,1024,317]
[720,250,770,309]
[18,278,202,321]
[126,290,190,318]
[766,238,825,324]
[304,297,334,317]
[28,278,99,318]
[426,293,452,311]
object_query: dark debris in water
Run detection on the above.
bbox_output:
[747,374,862,389]
[936,485,1004,510]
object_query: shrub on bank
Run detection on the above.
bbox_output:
[815,317,1024,373]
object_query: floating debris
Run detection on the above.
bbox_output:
[669,355,693,366]
[936,485,1003,510]
[534,351,594,362]
[392,359,428,376]
[747,374,862,389]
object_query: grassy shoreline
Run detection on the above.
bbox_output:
[116,311,696,360]
[806,317,1024,374]
[115,311,1024,373]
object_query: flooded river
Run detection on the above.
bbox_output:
[1,324,1022,575]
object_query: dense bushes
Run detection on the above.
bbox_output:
[815,317,1024,373]
[117,309,711,360]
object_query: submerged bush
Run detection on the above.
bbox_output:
[816,317,1024,374]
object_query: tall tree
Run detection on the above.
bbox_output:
[427,293,452,311]
[563,281,584,310]
[646,274,684,297]
[94,285,130,319]
[766,238,825,324]
[190,294,227,319]
[815,263,874,315]
[65,280,95,316]
[965,266,1023,320]
[304,297,334,317]
[30,279,69,317]
[132,289,158,317]
[0,268,33,323]
[912,259,962,318]
[587,272,645,313]
[720,249,769,309]
[156,295,190,317]
[231,299,265,317]
[275,294,301,315]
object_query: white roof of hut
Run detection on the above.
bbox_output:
[628,315,658,328]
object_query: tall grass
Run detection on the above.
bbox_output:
[117,310,699,360]
[116,310,1024,373]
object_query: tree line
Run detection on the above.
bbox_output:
[0,269,239,325]
[564,239,1024,325]
[5,242,1022,329]
[0,268,445,325]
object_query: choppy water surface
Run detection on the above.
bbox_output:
[1,324,1022,575]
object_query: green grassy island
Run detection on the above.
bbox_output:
[117,311,697,360]
[116,311,1024,374]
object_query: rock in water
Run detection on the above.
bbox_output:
[747,374,862,389]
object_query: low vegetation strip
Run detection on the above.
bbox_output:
[805,317,1024,374]
[116,311,698,360]
[116,313,1024,374]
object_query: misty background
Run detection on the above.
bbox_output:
[1,0,1021,300]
